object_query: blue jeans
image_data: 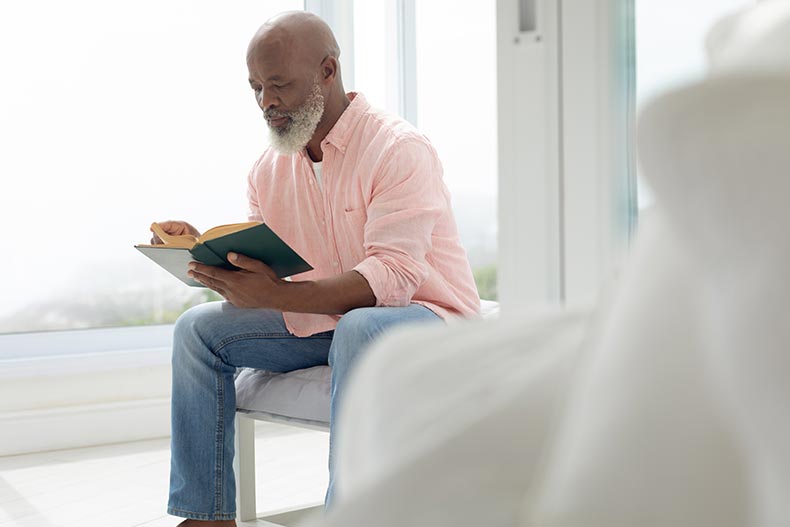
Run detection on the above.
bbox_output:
[167,301,440,521]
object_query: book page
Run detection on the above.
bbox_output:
[198,222,261,243]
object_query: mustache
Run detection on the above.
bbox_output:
[263,108,292,121]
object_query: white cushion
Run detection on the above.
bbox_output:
[706,1,790,76]
[236,365,332,425]
[235,300,500,425]
[331,307,590,522]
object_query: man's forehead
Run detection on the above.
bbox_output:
[248,35,305,77]
[247,51,294,82]
[248,28,294,61]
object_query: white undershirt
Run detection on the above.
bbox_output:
[313,161,323,192]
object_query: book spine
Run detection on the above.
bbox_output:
[190,243,232,268]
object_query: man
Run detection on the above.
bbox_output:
[158,11,480,526]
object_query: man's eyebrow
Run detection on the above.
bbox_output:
[248,75,284,85]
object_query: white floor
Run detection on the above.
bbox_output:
[0,422,329,527]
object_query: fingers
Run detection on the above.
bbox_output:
[188,267,227,296]
[159,221,185,235]
[150,221,177,245]
[227,252,277,278]
[227,252,257,270]
[150,220,200,245]
[188,263,228,283]
[151,220,197,236]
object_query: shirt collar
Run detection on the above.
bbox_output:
[320,92,369,155]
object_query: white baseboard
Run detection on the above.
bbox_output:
[0,397,171,457]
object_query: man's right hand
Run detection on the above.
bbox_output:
[150,220,201,244]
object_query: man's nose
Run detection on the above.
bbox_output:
[257,88,278,110]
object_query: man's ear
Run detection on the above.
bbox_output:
[320,56,338,84]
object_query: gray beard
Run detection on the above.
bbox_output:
[266,84,325,156]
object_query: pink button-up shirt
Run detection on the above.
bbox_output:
[246,93,480,337]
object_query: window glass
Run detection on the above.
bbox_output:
[0,0,301,333]
[415,1,498,300]
[353,2,393,112]
[635,0,754,207]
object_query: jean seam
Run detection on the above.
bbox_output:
[214,331,333,354]
[214,355,226,518]
[167,506,235,521]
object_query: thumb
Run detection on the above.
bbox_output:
[227,252,267,272]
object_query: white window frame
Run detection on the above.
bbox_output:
[497,0,636,310]
[394,0,418,125]
[308,0,418,125]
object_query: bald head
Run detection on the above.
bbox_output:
[247,11,340,72]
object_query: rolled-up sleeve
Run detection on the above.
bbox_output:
[353,139,446,307]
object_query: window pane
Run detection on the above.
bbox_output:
[353,2,394,113]
[0,0,301,333]
[415,1,498,300]
[635,0,753,208]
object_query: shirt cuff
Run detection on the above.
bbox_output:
[353,256,412,308]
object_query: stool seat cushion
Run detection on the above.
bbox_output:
[236,365,332,424]
[235,300,499,424]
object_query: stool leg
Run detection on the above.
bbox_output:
[234,413,257,522]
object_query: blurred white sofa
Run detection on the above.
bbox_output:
[309,3,790,526]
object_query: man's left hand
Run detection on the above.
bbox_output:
[188,252,282,309]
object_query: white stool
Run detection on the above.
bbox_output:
[233,300,500,522]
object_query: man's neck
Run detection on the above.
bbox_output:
[306,91,351,162]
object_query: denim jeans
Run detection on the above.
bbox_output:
[167,301,440,521]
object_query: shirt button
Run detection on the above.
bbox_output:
[332,261,339,268]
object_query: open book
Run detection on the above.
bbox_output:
[135,222,313,287]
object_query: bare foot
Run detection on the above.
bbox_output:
[176,519,236,527]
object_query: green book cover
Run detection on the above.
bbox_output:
[135,223,313,287]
